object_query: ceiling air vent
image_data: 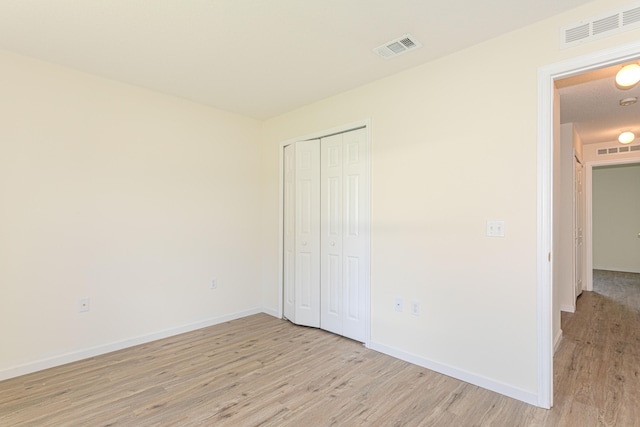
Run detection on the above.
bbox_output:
[560,1,640,49]
[374,34,422,59]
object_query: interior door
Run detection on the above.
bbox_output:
[283,144,296,322]
[574,157,584,300]
[282,127,369,342]
[320,128,369,342]
[320,134,343,335]
[283,140,321,327]
[294,139,321,327]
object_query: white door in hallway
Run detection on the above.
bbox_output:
[283,127,370,342]
[574,157,584,301]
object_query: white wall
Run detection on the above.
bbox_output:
[592,163,640,273]
[555,122,572,314]
[573,126,584,161]
[557,123,581,313]
[0,50,263,379]
[260,0,640,404]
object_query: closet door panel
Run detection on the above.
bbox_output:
[320,134,343,335]
[294,140,321,328]
[327,254,341,315]
[283,144,295,322]
[341,128,369,342]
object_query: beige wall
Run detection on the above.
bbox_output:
[260,0,640,400]
[592,163,640,273]
[0,50,263,378]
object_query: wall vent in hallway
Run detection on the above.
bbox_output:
[597,144,640,156]
[561,1,640,49]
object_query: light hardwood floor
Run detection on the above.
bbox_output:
[1,272,639,426]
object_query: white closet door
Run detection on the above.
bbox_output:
[283,144,296,322]
[320,134,343,335]
[293,139,321,327]
[321,128,369,342]
[340,128,369,342]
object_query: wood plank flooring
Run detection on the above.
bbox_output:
[1,271,639,426]
[548,270,640,427]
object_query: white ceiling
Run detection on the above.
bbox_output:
[0,0,596,120]
[558,63,640,145]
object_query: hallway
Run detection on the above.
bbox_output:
[551,270,640,425]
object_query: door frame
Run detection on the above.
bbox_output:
[537,40,640,409]
[585,157,640,292]
[277,119,372,346]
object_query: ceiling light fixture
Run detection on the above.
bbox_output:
[615,63,640,88]
[618,131,635,144]
[619,97,637,106]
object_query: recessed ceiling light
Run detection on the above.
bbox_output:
[618,131,635,144]
[615,64,640,88]
[620,97,638,106]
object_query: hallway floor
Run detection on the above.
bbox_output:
[550,270,640,426]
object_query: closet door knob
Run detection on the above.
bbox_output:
[330,241,336,246]
[302,241,308,246]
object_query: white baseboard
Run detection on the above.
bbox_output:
[554,329,563,354]
[560,304,575,313]
[261,306,281,318]
[368,341,538,407]
[0,308,262,382]
[3,310,540,409]
[593,267,640,274]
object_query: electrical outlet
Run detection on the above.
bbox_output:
[395,297,403,312]
[79,297,90,312]
[486,220,505,237]
[411,301,420,316]
[210,279,217,289]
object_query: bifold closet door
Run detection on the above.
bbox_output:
[283,140,320,327]
[283,128,369,342]
[320,129,368,342]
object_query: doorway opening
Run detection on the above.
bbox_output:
[539,40,640,409]
[585,160,640,291]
